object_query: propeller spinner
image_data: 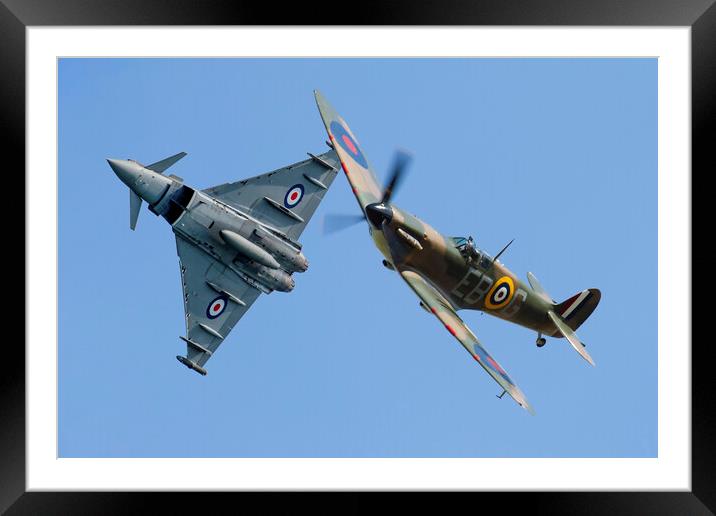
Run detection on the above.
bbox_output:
[323,149,412,234]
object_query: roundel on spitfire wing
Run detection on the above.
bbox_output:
[330,120,369,168]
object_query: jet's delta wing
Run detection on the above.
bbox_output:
[171,149,340,373]
[174,235,263,374]
[203,150,340,241]
[400,270,534,414]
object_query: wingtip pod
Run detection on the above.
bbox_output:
[176,355,207,375]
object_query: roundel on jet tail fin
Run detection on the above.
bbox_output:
[206,295,228,319]
[484,276,515,310]
[284,184,304,209]
[330,120,369,168]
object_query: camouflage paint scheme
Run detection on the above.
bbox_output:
[315,91,601,414]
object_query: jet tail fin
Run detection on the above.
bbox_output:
[129,189,142,230]
[547,310,595,366]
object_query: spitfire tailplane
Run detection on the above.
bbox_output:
[547,310,595,366]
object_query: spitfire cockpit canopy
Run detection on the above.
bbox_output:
[451,235,493,269]
[451,236,475,251]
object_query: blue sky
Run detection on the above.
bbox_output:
[58,58,657,457]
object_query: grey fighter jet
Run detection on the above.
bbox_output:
[107,149,340,374]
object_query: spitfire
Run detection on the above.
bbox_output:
[315,90,601,414]
[108,147,340,375]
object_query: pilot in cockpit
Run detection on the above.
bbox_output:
[452,235,480,264]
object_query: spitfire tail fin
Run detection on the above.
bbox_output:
[554,288,601,332]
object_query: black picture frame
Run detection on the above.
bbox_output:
[5,1,710,513]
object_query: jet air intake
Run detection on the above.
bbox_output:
[220,230,281,270]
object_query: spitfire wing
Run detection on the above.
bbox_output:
[400,270,534,414]
[202,149,340,241]
[314,90,384,212]
[175,234,262,372]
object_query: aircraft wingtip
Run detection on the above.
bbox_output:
[512,390,535,415]
[582,348,596,367]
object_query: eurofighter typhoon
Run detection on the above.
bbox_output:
[107,146,339,375]
[315,91,601,414]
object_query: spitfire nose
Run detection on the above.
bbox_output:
[107,158,140,189]
[365,203,393,228]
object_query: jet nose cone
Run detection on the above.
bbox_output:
[106,158,125,173]
[107,158,139,188]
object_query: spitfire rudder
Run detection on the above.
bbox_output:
[554,288,601,332]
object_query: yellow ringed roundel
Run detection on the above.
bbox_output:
[484,276,515,310]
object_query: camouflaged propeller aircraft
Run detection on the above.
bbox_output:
[107,147,339,375]
[315,90,601,414]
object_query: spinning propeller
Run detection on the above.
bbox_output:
[322,213,366,234]
[322,149,412,234]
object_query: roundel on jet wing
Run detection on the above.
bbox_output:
[284,184,305,209]
[207,295,228,319]
[484,276,515,310]
[330,121,369,168]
